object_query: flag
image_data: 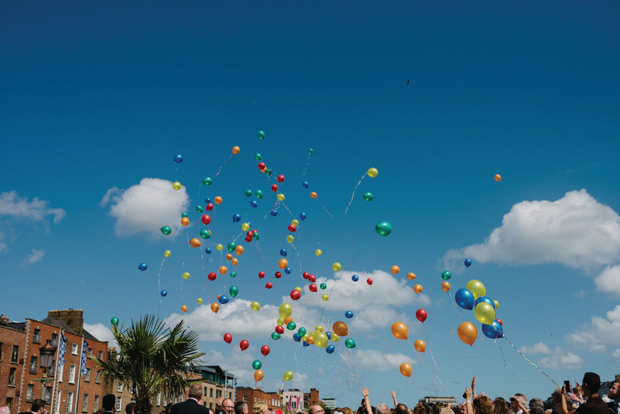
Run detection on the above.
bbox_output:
[58,333,67,367]
[80,338,89,375]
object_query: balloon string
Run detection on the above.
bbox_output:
[423,324,440,372]
[428,311,453,333]
[350,233,373,263]
[157,256,166,318]
[343,173,367,216]
[502,336,560,387]
[498,339,509,375]
[301,152,312,178]
[290,243,303,279]
[318,200,335,220]
[215,154,233,177]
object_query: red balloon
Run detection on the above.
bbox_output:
[201,215,211,225]
[308,274,316,283]
[208,272,217,281]
[416,309,428,323]
[288,224,297,232]
[275,325,284,334]
[290,290,301,300]
[271,184,279,192]
[258,162,266,170]
[496,319,503,326]
[302,272,310,279]
[206,203,214,211]
[245,236,252,242]
[275,271,282,279]
[265,282,273,289]
[277,175,285,183]
[240,340,249,351]
[367,278,373,285]
[223,333,232,343]
[261,345,270,356]
[252,229,258,234]
[258,271,266,279]
[309,284,318,292]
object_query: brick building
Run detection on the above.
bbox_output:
[236,387,281,413]
[0,315,27,412]
[303,389,319,409]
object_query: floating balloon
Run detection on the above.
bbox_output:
[315,249,322,256]
[160,226,172,235]
[303,181,309,188]
[309,284,317,292]
[277,194,285,201]
[255,153,262,160]
[160,290,167,297]
[182,272,190,280]
[416,309,427,323]
[321,294,329,301]
[203,177,213,185]
[271,332,280,340]
[455,288,475,310]
[466,280,486,300]
[310,192,317,199]
[283,371,294,381]
[164,250,171,257]
[138,263,147,271]
[400,362,412,378]
[201,214,211,225]
[474,302,496,325]
[493,300,500,309]
[375,221,392,236]
[482,320,504,339]
[261,345,270,356]
[208,272,217,281]
[279,303,293,318]
[111,317,119,325]
[254,369,264,382]
[475,296,495,309]
[441,281,451,293]
[298,327,307,337]
[197,298,203,304]
[219,266,228,274]
[413,284,423,293]
[240,340,249,351]
[214,196,223,205]
[391,265,400,274]
[363,192,374,201]
[287,322,297,330]
[345,338,356,348]
[367,278,373,285]
[367,167,379,178]
[258,130,265,140]
[195,205,204,213]
[280,248,288,257]
[218,295,230,304]
[458,322,477,346]
[286,235,294,243]
[331,333,340,342]
[232,213,241,223]
[332,262,342,271]
[320,283,327,290]
[496,319,503,326]
[414,339,426,353]
[279,258,289,269]
[229,286,239,297]
[174,154,183,163]
[300,212,307,220]
[407,272,416,280]
[290,290,301,300]
[391,322,409,340]
[332,321,349,336]
[199,229,211,239]
[232,146,240,154]
[181,305,188,313]
[206,203,214,211]
[181,217,190,226]
[464,259,472,268]
[205,247,211,254]
[172,181,182,191]
[235,245,244,256]
[352,274,359,282]
[345,311,354,319]
[211,303,220,313]
[315,332,329,348]
[223,333,232,343]
[270,209,278,216]
[494,174,501,182]
[326,345,335,354]
[441,271,451,280]
[189,238,201,248]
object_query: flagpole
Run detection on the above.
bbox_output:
[50,330,63,414]
[75,335,85,414]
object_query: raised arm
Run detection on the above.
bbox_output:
[561,386,577,414]
[465,387,473,414]
[391,391,398,409]
[362,387,372,414]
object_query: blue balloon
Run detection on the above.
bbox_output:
[285,267,292,274]
[326,332,331,339]
[302,341,310,347]
[204,198,211,204]
[299,212,307,221]
[280,248,288,257]
[232,213,241,222]
[455,288,475,310]
[302,181,309,188]
[270,210,278,216]
[326,345,335,354]
[138,263,148,271]
[293,333,301,342]
[482,320,503,339]
[205,247,212,254]
[173,154,183,163]
[218,295,230,304]
[475,296,495,309]
[160,290,167,297]
[464,258,472,268]
[250,200,258,208]
[345,311,354,319]
[352,274,359,282]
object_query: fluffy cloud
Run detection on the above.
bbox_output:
[84,323,117,348]
[567,305,620,353]
[101,178,189,238]
[444,190,620,269]
[22,249,45,265]
[519,342,583,370]
[595,264,620,296]
[519,342,552,354]
[612,349,620,361]
[346,349,414,372]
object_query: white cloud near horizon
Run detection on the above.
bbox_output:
[101,178,189,238]
[519,342,583,370]
[443,190,620,270]
[22,249,45,265]
[347,349,415,372]
[594,264,620,296]
[84,323,117,348]
[567,305,620,353]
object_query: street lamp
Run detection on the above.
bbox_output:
[36,340,56,400]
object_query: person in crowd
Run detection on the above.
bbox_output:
[511,395,529,414]
[494,398,510,414]
[170,384,209,414]
[473,395,493,414]
[562,372,608,414]
[253,403,269,414]
[125,403,135,414]
[234,402,248,414]
[103,395,116,414]
[30,401,46,414]
[608,379,619,414]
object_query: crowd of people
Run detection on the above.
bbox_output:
[2,372,618,414]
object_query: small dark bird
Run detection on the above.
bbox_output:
[406,80,411,85]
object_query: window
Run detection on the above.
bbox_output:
[98,351,103,359]
[8,368,16,385]
[67,392,74,414]
[30,356,38,373]
[58,364,64,382]
[69,364,76,384]
[117,383,123,392]
[95,370,102,384]
[11,346,18,363]
[82,394,89,412]
[94,395,100,411]
[55,391,61,414]
[34,329,41,344]
[51,333,58,347]
[6,398,12,411]
[116,397,122,412]
[45,387,52,403]
[156,392,161,406]
[210,389,213,397]
[27,385,35,401]
[0,342,3,361]
[84,368,91,382]
[88,348,92,356]
[71,343,78,355]
[242,397,247,402]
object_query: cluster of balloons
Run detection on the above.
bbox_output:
[454,279,503,345]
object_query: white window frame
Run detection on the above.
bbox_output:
[67,392,74,414]
[69,364,76,384]
[117,383,123,392]
[55,391,61,414]
[82,394,89,412]
[94,395,100,411]
[116,397,122,412]
[58,364,64,382]
[71,343,78,355]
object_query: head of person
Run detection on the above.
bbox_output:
[234,402,248,414]
[309,406,325,414]
[582,372,601,397]
[551,389,562,405]
[125,403,136,414]
[473,396,493,414]
[221,400,234,414]
[375,404,389,414]
[573,387,582,397]
[528,400,544,414]
[188,385,202,401]
[609,380,620,401]
[439,408,454,414]
[254,404,269,414]
[103,395,116,412]
[493,398,509,414]
[510,395,527,414]
[31,400,46,414]
[395,404,408,414]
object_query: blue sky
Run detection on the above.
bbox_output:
[2,0,620,408]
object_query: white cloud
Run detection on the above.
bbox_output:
[84,323,117,348]
[538,351,584,370]
[595,264,620,296]
[444,190,620,269]
[101,178,189,238]
[22,249,45,265]
[347,349,414,372]
[612,349,620,361]
[567,305,620,353]
[519,342,552,354]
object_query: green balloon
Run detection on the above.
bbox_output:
[160,226,172,235]
[244,189,253,197]
[320,283,327,290]
[230,271,237,278]
[258,130,265,140]
[287,322,297,330]
[203,177,213,186]
[298,327,307,337]
[229,286,239,297]
[252,360,262,370]
[375,221,392,236]
[181,212,188,218]
[200,229,211,239]
[271,332,281,340]
[255,153,262,160]
[227,242,236,253]
[363,192,374,202]
[195,205,204,213]
[265,168,272,176]
[252,232,260,240]
[110,317,119,326]
[441,271,452,280]
[308,148,314,154]
[345,338,356,349]
[255,189,264,199]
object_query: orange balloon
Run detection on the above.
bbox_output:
[399,362,412,378]
[494,174,501,182]
[441,281,451,293]
[232,146,240,155]
[219,266,228,274]
[235,245,244,256]
[414,339,426,353]
[407,272,416,280]
[181,305,188,313]
[226,253,233,260]
[254,369,264,382]
[391,265,400,274]
[332,321,349,337]
[413,284,423,293]
[278,258,289,269]
[189,238,201,248]
[458,321,477,346]
[214,196,223,205]
[391,322,409,340]
[284,317,294,324]
[211,303,220,314]
[310,192,318,199]
[231,258,238,266]
[181,217,190,226]
[306,336,314,345]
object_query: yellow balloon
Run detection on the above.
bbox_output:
[331,333,340,342]
[277,317,284,325]
[291,219,299,226]
[286,235,294,243]
[315,325,324,333]
[172,181,182,190]
[315,332,328,348]
[295,287,302,293]
[241,222,250,231]
[277,193,285,201]
[474,302,496,325]
[321,294,329,301]
[493,300,500,310]
[367,168,379,178]
[197,298,203,304]
[279,303,293,318]
[283,370,294,381]
[216,244,224,251]
[164,250,171,258]
[251,301,261,311]
[315,249,322,256]
[466,280,486,300]
[182,272,190,279]
[332,262,342,271]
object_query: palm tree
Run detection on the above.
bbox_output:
[91,315,205,414]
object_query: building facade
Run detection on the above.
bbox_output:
[236,387,281,413]
[303,389,319,409]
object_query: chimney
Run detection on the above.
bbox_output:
[48,309,84,335]
[0,315,9,325]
